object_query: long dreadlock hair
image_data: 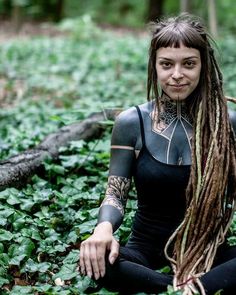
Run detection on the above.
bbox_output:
[147,13,236,294]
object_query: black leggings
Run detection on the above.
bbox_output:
[100,244,236,295]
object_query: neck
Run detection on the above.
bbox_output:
[159,94,193,124]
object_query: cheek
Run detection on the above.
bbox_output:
[192,71,201,88]
[194,67,201,83]
[156,70,169,85]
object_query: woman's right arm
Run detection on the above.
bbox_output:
[79,107,139,280]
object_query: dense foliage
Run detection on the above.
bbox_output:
[1,0,236,33]
[0,20,236,294]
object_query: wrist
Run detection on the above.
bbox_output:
[94,221,113,234]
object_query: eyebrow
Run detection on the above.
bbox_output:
[157,56,200,60]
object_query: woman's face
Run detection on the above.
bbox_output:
[156,44,201,101]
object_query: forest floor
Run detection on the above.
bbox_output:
[0,20,66,43]
[0,19,146,43]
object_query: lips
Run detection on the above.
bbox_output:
[169,84,188,87]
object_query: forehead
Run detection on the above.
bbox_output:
[156,45,200,60]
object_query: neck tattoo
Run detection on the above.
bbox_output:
[151,98,193,134]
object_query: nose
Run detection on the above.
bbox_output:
[171,65,184,81]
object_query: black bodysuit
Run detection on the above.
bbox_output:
[130,106,190,255]
[98,106,236,295]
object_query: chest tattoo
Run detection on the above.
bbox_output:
[150,100,193,164]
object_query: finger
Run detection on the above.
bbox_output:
[83,244,93,278]
[108,239,119,265]
[89,244,100,280]
[79,243,86,275]
[96,243,106,278]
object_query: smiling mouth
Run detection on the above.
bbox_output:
[169,84,187,87]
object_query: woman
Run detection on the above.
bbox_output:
[79,14,236,295]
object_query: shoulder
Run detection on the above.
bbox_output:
[228,108,236,134]
[115,106,139,126]
[111,102,153,145]
[115,101,152,127]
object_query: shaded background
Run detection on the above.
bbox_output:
[0,1,236,294]
[0,0,236,37]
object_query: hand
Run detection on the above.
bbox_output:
[79,221,120,280]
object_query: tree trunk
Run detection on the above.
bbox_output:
[208,0,218,38]
[11,4,23,33]
[147,0,164,22]
[53,0,64,22]
[2,0,12,18]
[180,0,191,13]
[0,109,120,191]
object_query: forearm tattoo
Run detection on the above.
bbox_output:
[101,175,131,216]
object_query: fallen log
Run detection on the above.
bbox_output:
[0,109,121,191]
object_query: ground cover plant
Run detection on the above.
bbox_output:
[0,19,235,294]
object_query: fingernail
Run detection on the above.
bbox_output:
[110,257,115,264]
[101,271,105,277]
[87,272,92,278]
[94,273,99,280]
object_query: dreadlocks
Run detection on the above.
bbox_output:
[147,13,236,294]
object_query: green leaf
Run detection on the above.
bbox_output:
[158,265,171,274]
[0,188,20,201]
[53,263,78,281]
[0,229,14,241]
[0,277,10,288]
[20,227,42,241]
[9,285,33,295]
[0,243,4,253]
[33,284,52,292]
[0,208,15,218]
[7,194,21,205]
[9,238,35,265]
[76,219,97,235]
[63,250,80,265]
[9,254,27,266]
[22,258,51,273]
[0,253,10,267]
[19,199,35,211]
[214,290,224,295]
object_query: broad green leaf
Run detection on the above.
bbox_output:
[0,243,4,253]
[9,238,35,264]
[9,285,33,295]
[0,277,10,288]
[0,208,15,218]
[0,229,14,241]
[32,284,52,292]
[19,199,35,211]
[63,250,80,264]
[0,188,20,200]
[0,253,10,266]
[20,227,42,241]
[9,254,27,266]
[7,194,21,205]
[52,263,78,281]
[22,258,51,273]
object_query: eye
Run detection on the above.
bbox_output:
[184,60,196,68]
[159,61,172,69]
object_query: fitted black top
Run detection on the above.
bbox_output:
[129,106,191,253]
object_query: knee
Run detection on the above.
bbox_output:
[99,259,120,291]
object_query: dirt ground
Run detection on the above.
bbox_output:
[0,19,146,44]
[0,20,65,43]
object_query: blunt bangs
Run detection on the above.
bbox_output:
[153,23,206,51]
